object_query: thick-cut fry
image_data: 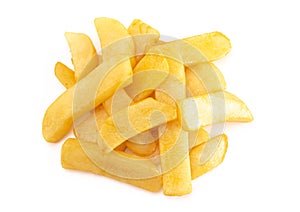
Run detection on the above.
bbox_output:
[179,91,253,131]
[125,141,157,156]
[61,138,162,192]
[190,134,228,179]
[64,32,97,80]
[94,17,136,67]
[188,127,209,149]
[42,58,132,142]
[103,88,132,115]
[183,32,231,62]
[128,19,160,62]
[125,54,169,102]
[54,62,76,89]
[74,105,109,143]
[185,63,226,96]
[99,98,177,152]
[155,57,192,196]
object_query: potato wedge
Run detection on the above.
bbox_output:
[103,88,132,115]
[125,141,157,156]
[42,58,132,142]
[185,63,226,96]
[54,62,76,89]
[179,91,253,131]
[99,98,177,151]
[190,134,228,179]
[64,32,97,80]
[94,17,136,67]
[61,138,162,191]
[128,19,160,63]
[126,54,169,102]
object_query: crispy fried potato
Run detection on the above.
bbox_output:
[179,91,253,131]
[128,19,160,63]
[190,134,228,179]
[61,138,162,192]
[185,63,226,96]
[54,62,76,89]
[155,57,192,196]
[64,32,97,80]
[100,98,177,151]
[188,127,209,149]
[182,32,231,62]
[125,141,157,156]
[42,58,132,142]
[103,88,132,115]
[94,17,136,67]
[99,98,177,151]
[128,129,157,144]
[126,54,169,102]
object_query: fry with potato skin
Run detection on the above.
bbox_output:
[61,138,162,192]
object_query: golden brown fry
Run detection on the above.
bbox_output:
[125,141,157,156]
[61,138,162,192]
[183,32,231,62]
[128,19,160,63]
[190,134,228,179]
[42,58,132,142]
[54,62,76,89]
[64,32,97,80]
[185,63,226,96]
[99,98,177,151]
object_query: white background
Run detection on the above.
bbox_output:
[1,0,299,211]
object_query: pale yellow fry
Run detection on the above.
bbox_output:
[125,141,157,156]
[190,134,228,179]
[103,88,132,115]
[42,58,132,142]
[61,138,162,192]
[185,63,226,96]
[64,32,97,80]
[128,19,160,63]
[99,98,177,152]
[54,62,76,89]
[179,91,254,131]
[94,17,136,67]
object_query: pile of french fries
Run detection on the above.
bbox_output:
[43,17,253,196]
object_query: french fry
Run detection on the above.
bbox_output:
[190,134,228,179]
[155,57,192,196]
[182,32,231,62]
[188,127,209,149]
[179,91,253,131]
[185,63,226,96]
[94,17,136,67]
[42,58,132,142]
[54,62,76,89]
[61,138,162,192]
[125,53,169,102]
[125,141,157,156]
[152,32,231,65]
[64,32,97,80]
[103,88,132,116]
[128,19,160,63]
[99,98,177,151]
